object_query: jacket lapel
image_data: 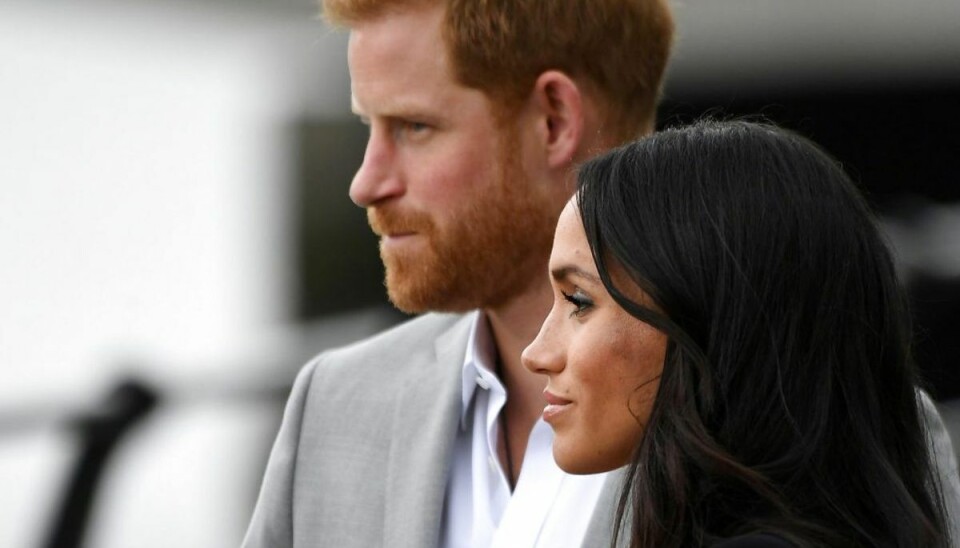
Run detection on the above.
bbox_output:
[382,314,472,547]
[581,467,629,547]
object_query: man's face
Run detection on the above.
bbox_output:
[347,4,561,313]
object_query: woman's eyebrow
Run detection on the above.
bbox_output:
[550,264,601,285]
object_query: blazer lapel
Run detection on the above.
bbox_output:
[382,314,472,548]
[581,467,629,548]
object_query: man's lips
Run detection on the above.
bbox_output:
[542,390,573,423]
[379,232,420,250]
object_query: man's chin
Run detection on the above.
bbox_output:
[383,266,481,314]
[385,283,474,314]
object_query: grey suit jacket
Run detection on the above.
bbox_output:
[242,312,960,548]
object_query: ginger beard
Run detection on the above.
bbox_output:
[368,131,560,313]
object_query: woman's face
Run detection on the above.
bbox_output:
[522,201,667,474]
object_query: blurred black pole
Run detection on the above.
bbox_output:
[43,379,158,548]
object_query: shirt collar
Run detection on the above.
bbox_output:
[460,310,505,428]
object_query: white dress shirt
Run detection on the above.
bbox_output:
[440,311,609,547]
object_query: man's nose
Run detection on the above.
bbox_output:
[349,130,404,207]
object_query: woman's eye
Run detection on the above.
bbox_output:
[561,289,594,318]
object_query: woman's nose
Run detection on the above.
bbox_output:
[522,314,565,376]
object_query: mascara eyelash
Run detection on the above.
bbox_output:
[562,289,593,317]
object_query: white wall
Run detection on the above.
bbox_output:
[0,1,350,546]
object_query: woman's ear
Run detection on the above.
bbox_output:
[531,70,585,169]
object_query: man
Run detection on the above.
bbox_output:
[243,0,960,546]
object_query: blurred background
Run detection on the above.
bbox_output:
[1,0,958,546]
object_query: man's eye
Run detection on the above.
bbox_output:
[562,290,593,318]
[393,120,431,141]
[401,121,431,136]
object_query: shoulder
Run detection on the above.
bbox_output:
[319,311,471,364]
[301,311,472,385]
[278,311,471,445]
[711,533,795,548]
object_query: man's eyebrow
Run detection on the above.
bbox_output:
[349,96,440,123]
[550,264,601,285]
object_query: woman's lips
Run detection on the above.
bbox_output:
[542,390,573,423]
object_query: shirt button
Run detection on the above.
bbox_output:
[487,454,498,473]
[476,375,491,390]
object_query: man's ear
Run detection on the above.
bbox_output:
[531,70,585,169]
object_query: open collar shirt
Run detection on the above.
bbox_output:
[440,311,609,548]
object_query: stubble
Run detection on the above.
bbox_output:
[368,130,561,313]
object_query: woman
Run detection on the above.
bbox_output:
[522,120,950,546]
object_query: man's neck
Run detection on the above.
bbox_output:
[483,278,554,483]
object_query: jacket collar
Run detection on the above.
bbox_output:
[382,313,473,547]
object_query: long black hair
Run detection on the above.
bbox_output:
[575,120,949,547]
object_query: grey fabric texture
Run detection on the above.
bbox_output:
[920,390,960,546]
[243,313,469,548]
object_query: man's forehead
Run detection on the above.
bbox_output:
[346,20,472,118]
[327,0,441,26]
[347,8,447,81]
[346,2,445,54]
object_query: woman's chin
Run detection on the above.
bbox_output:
[553,443,629,475]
